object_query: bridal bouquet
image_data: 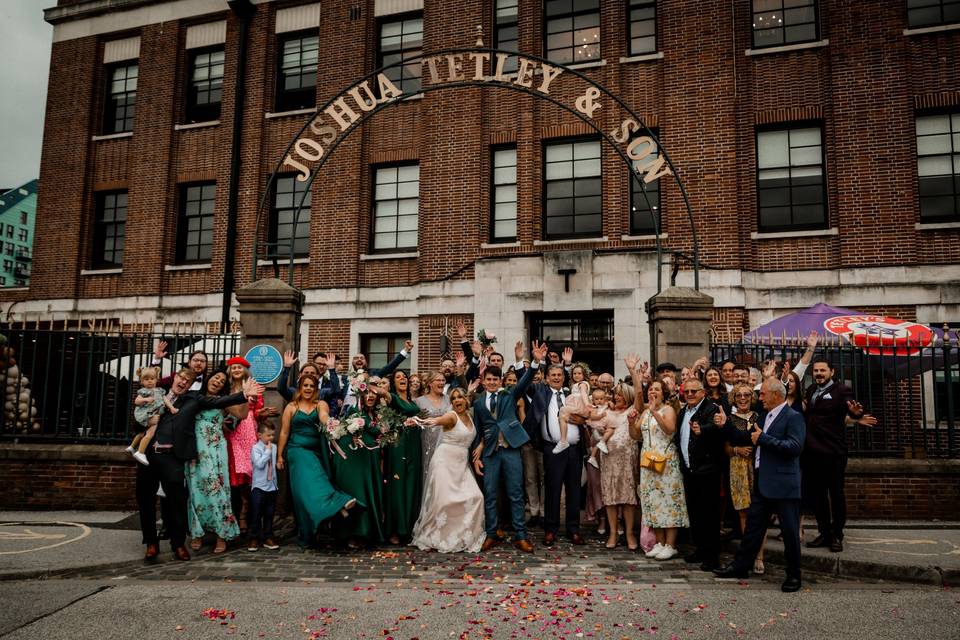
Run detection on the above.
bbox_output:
[321,417,346,440]
[345,415,366,436]
[477,328,497,347]
[373,405,406,448]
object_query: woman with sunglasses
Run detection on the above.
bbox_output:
[722,382,766,574]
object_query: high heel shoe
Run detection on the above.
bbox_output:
[605,533,619,549]
[626,536,639,551]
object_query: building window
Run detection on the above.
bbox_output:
[2,260,11,271]
[4,243,12,256]
[544,138,602,239]
[93,191,127,267]
[491,146,518,241]
[908,0,960,28]
[628,0,657,55]
[494,0,519,73]
[545,0,600,64]
[5,225,11,239]
[630,128,661,235]
[378,14,423,94]
[276,31,318,112]
[756,124,826,232]
[104,63,137,134]
[269,175,311,258]
[186,47,224,122]
[0,277,5,286]
[916,112,960,222]
[373,164,419,251]
[19,211,27,224]
[175,183,216,263]
[360,333,411,373]
[752,0,818,48]
[17,229,27,242]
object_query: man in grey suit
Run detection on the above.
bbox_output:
[471,340,547,553]
[714,377,806,592]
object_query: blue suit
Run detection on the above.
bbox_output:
[471,364,537,540]
[726,403,806,579]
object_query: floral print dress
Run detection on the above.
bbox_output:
[638,408,689,528]
[185,408,240,540]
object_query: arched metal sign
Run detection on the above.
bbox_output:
[253,37,700,293]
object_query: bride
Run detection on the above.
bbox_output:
[408,387,485,553]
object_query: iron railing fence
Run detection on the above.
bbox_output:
[710,332,958,459]
[0,323,241,444]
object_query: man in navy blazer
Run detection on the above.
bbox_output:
[471,340,546,553]
[715,377,806,593]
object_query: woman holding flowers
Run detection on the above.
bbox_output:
[277,374,358,548]
[334,386,388,546]
[383,369,424,545]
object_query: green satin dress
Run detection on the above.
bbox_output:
[285,408,357,547]
[383,393,424,539]
[331,408,384,543]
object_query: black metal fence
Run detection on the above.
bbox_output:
[710,333,959,459]
[0,324,241,444]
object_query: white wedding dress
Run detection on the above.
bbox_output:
[411,415,486,553]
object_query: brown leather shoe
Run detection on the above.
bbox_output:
[173,546,191,561]
[144,543,159,559]
[481,537,501,552]
[543,532,557,546]
[514,539,534,553]
[568,533,586,545]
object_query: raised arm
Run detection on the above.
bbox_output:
[792,331,819,379]
[512,340,547,399]
[374,340,413,377]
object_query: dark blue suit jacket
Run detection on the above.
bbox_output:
[471,364,537,457]
[727,404,806,500]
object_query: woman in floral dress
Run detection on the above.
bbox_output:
[185,370,239,554]
[598,382,641,550]
[634,378,688,561]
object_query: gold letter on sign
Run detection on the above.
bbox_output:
[467,51,489,80]
[611,118,640,144]
[514,58,534,87]
[626,135,656,160]
[282,154,310,182]
[377,73,403,100]
[446,54,465,81]
[324,97,360,131]
[310,119,338,144]
[348,81,378,112]
[537,63,563,95]
[637,153,673,183]
[574,87,601,119]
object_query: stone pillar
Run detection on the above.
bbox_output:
[235,278,304,517]
[645,286,714,370]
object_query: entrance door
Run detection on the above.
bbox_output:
[527,311,615,375]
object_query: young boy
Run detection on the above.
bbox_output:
[248,422,279,552]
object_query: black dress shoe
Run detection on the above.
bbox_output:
[830,539,844,553]
[713,564,749,579]
[781,577,802,592]
[699,561,720,572]
[683,552,702,563]
[806,535,831,548]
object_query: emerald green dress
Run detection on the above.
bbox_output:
[285,408,357,547]
[331,408,384,543]
[384,393,424,539]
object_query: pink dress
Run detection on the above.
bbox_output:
[226,395,261,487]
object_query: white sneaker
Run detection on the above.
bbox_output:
[125,446,136,456]
[133,451,149,466]
[596,441,609,454]
[552,440,570,454]
[587,456,599,469]
[644,542,664,558]
[654,545,678,560]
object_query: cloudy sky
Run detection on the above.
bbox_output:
[0,1,52,189]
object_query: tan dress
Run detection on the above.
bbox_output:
[600,410,638,506]
[729,411,757,511]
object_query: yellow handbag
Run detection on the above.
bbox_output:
[640,450,667,474]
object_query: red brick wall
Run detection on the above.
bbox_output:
[845,459,960,520]
[5,0,959,307]
[416,314,475,375]
[307,319,351,364]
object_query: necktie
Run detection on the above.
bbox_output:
[812,385,827,406]
[267,447,274,481]
[555,390,563,414]
[489,392,497,418]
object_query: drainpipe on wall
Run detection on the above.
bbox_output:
[222,0,255,333]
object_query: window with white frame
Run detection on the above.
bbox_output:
[491,146,518,242]
[756,124,826,231]
[373,164,419,251]
[916,112,960,222]
[544,138,602,239]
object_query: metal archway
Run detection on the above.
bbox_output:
[252,46,700,293]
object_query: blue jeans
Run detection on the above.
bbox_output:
[248,488,277,540]
[481,447,527,540]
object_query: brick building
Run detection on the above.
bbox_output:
[6,0,960,375]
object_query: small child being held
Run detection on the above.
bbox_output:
[586,388,613,468]
[554,380,608,454]
[126,366,178,466]
[247,422,279,552]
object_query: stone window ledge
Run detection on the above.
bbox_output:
[359,251,419,261]
[746,39,829,57]
[903,23,960,36]
[258,257,311,265]
[265,107,317,119]
[534,236,608,246]
[164,263,212,271]
[915,221,960,230]
[621,233,668,241]
[91,132,133,141]
[619,52,664,64]
[750,227,838,240]
[480,241,521,249]
[80,268,122,275]
[174,120,220,130]
[566,60,607,71]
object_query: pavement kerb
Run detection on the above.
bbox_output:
[0,557,147,582]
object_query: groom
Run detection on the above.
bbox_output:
[471,340,546,553]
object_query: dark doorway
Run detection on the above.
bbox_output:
[527,310,615,374]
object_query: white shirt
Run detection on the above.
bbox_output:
[679,398,705,467]
[542,386,579,445]
[756,400,788,468]
[810,379,834,405]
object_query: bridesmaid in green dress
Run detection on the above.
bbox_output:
[383,370,424,545]
[186,370,240,554]
[334,387,387,547]
[277,374,358,548]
